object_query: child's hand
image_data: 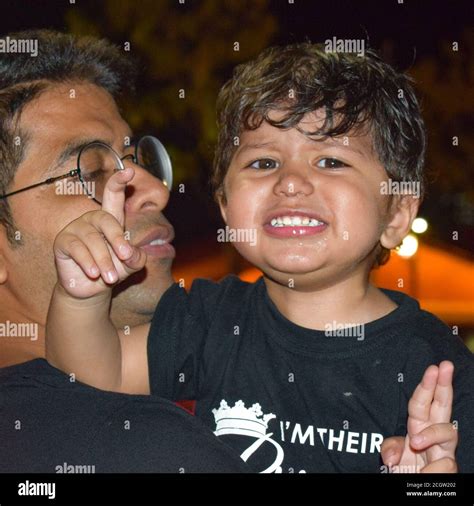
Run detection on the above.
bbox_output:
[382,361,458,473]
[53,168,147,299]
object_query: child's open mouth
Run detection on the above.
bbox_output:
[263,210,328,237]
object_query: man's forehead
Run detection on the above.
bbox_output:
[18,82,131,155]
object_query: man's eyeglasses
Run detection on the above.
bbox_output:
[0,136,173,205]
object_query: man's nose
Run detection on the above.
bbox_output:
[273,161,314,198]
[122,160,170,214]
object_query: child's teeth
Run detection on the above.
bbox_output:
[269,216,325,227]
[149,239,167,245]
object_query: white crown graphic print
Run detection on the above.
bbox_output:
[212,400,276,438]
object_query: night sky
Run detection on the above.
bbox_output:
[2,0,471,60]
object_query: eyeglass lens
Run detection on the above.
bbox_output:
[137,136,173,190]
[77,143,124,203]
[78,137,172,203]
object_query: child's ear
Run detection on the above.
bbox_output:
[217,189,228,224]
[380,195,420,250]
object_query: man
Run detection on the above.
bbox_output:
[0,32,174,366]
[0,30,436,473]
[0,29,247,473]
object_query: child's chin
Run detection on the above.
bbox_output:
[263,258,327,278]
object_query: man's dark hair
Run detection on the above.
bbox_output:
[213,42,427,266]
[0,29,135,245]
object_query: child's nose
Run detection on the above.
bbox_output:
[273,164,314,198]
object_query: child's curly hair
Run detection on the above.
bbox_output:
[212,43,426,266]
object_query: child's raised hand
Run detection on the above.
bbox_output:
[385,361,458,473]
[53,168,146,299]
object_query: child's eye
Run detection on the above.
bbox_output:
[247,158,280,170]
[316,158,349,169]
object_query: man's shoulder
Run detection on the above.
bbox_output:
[0,358,61,385]
[0,360,238,440]
[0,361,248,472]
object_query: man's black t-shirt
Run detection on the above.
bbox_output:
[148,276,474,473]
[0,359,248,473]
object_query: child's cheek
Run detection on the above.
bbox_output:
[224,182,262,229]
[330,183,384,249]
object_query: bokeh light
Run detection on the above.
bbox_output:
[396,234,419,258]
[412,218,428,234]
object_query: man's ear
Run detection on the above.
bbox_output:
[380,195,420,250]
[217,188,228,224]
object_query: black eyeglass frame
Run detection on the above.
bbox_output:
[0,136,172,205]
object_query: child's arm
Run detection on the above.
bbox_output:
[46,168,154,393]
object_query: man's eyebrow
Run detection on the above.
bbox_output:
[51,138,110,173]
[46,134,134,176]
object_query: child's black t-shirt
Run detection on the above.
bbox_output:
[148,275,474,473]
[0,359,249,473]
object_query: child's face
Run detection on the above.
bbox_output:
[219,110,415,289]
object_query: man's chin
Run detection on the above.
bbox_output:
[111,264,173,318]
[110,282,161,327]
[112,267,149,299]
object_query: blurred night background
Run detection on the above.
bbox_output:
[2,0,473,346]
